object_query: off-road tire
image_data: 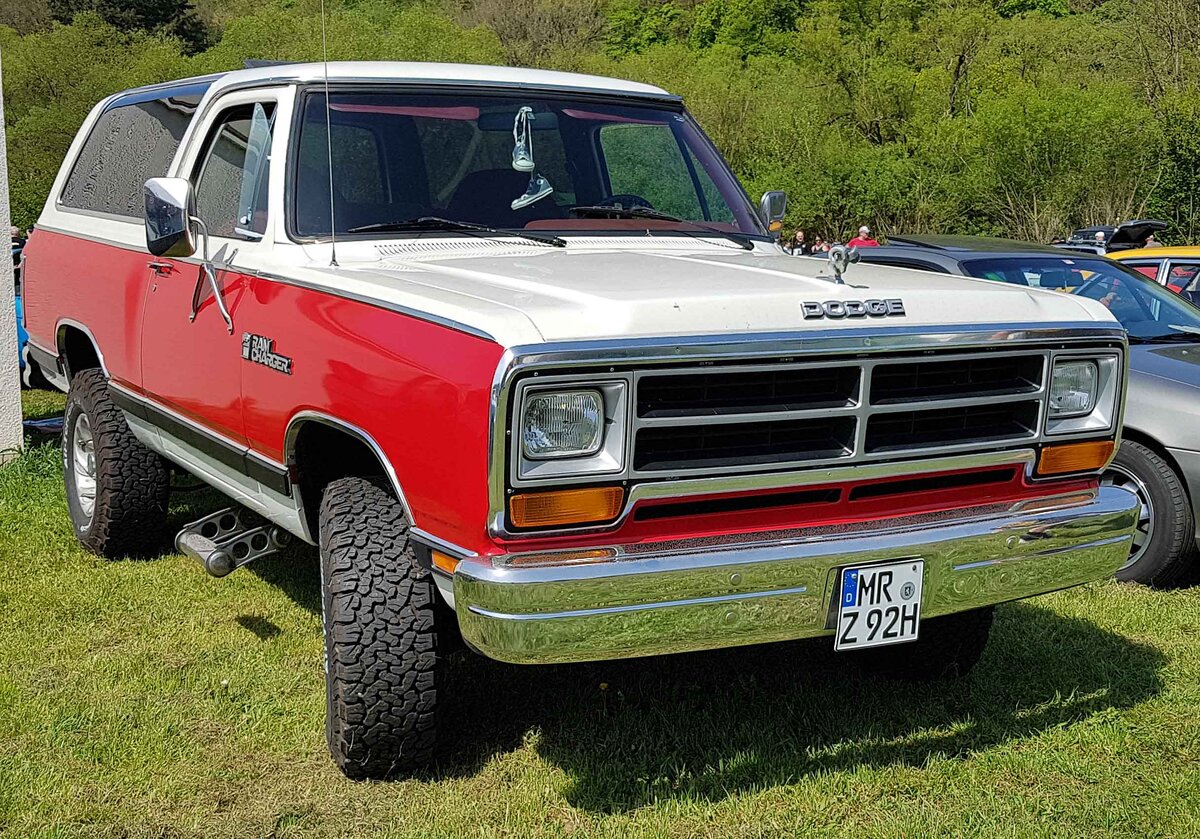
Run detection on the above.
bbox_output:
[1110,440,1198,587]
[319,476,439,779]
[851,606,994,682]
[63,368,170,558]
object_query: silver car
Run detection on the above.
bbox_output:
[859,236,1200,586]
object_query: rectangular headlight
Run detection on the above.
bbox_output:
[1049,360,1098,418]
[521,390,604,459]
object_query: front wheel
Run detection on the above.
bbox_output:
[1104,439,1198,587]
[319,476,441,779]
[849,607,994,682]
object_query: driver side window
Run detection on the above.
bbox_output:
[599,123,704,219]
[193,102,276,239]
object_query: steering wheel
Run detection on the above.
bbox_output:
[594,194,656,211]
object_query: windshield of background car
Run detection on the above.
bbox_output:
[961,256,1200,341]
[291,90,765,239]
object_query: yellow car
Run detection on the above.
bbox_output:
[1110,247,1200,301]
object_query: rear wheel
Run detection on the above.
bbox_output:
[319,476,440,779]
[63,369,170,558]
[1104,439,1198,587]
[850,607,994,681]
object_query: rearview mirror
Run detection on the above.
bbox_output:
[144,177,196,258]
[760,191,786,235]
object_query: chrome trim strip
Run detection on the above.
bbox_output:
[109,381,283,466]
[410,528,478,559]
[467,585,811,622]
[487,325,1127,538]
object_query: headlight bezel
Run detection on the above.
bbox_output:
[512,377,629,483]
[1043,352,1121,437]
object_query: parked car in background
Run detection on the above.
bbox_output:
[857,235,1200,586]
[1110,247,1200,303]
[1054,219,1168,256]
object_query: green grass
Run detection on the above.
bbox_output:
[3,391,1200,836]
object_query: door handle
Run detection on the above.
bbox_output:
[148,261,173,274]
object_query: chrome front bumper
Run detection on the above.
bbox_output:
[453,486,1138,664]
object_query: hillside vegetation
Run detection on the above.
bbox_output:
[2,0,1198,243]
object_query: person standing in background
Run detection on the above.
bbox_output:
[847,226,879,248]
[786,229,812,255]
[811,235,830,253]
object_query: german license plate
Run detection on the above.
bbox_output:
[835,560,924,651]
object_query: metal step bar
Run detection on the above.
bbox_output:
[175,506,292,577]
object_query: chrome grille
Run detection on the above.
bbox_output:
[630,350,1049,477]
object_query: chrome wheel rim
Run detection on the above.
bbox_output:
[72,412,97,523]
[1102,464,1153,570]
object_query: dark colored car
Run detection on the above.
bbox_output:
[1053,219,1168,256]
[857,234,1200,586]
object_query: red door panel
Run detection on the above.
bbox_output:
[140,260,250,442]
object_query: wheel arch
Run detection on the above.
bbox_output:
[55,319,106,380]
[284,411,412,541]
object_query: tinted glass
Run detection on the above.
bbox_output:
[962,255,1200,341]
[193,102,276,239]
[292,91,763,238]
[61,94,202,217]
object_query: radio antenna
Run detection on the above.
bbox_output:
[320,0,338,267]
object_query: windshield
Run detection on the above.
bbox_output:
[961,255,1200,342]
[291,90,765,239]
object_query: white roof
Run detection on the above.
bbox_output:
[198,61,675,100]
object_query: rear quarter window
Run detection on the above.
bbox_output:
[60,93,202,218]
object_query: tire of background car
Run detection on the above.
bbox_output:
[849,606,994,681]
[63,368,171,558]
[319,476,440,779]
[1107,439,1198,587]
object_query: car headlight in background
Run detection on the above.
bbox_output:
[1049,360,1098,418]
[521,390,604,459]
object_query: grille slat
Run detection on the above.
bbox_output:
[634,417,855,472]
[638,367,859,418]
[630,351,1050,475]
[871,355,1043,404]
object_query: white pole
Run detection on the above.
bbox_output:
[0,49,24,463]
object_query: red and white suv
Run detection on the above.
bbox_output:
[21,62,1138,778]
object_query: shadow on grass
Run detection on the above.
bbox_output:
[432,602,1163,812]
[246,546,1165,809]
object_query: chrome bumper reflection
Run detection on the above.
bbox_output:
[454,486,1138,664]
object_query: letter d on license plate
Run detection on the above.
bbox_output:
[835,560,924,651]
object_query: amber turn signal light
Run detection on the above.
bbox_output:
[1036,440,1116,476]
[509,486,624,528]
[431,550,460,575]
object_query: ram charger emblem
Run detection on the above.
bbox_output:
[241,332,293,375]
[801,299,906,319]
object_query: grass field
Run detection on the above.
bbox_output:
[3,389,1200,837]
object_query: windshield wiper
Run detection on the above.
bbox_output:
[569,205,755,250]
[1128,332,1200,345]
[347,216,565,248]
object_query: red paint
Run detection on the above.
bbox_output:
[493,468,1098,555]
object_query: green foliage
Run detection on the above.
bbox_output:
[48,0,212,52]
[2,0,1200,242]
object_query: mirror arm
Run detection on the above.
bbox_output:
[186,215,234,334]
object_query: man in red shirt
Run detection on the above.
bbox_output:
[847,225,879,248]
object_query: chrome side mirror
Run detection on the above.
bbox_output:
[144,177,196,258]
[759,190,787,235]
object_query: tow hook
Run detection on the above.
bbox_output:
[175,506,291,577]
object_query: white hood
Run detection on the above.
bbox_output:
[287,239,1118,347]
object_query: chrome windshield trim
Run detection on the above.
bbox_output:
[487,323,1127,539]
